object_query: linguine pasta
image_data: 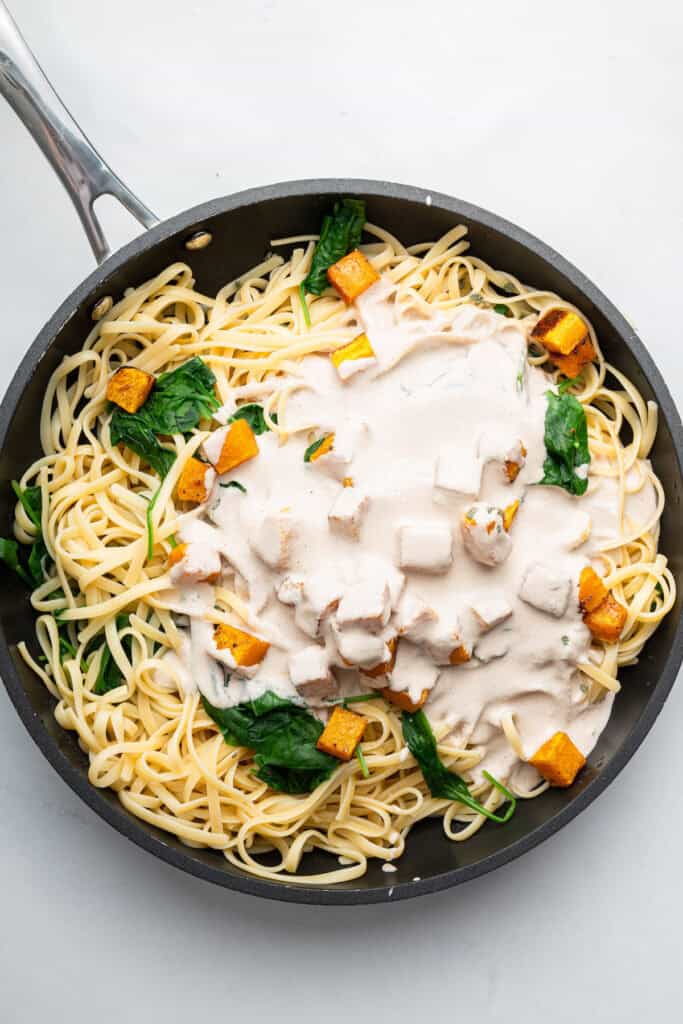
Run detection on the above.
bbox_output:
[12,222,674,884]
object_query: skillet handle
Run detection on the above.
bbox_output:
[0,1,158,263]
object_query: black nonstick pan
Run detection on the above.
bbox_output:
[1,3,682,905]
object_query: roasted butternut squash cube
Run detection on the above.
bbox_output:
[579,566,609,613]
[583,592,627,643]
[306,433,335,463]
[176,457,214,503]
[361,638,398,679]
[380,687,430,713]
[449,644,471,666]
[530,309,588,355]
[504,443,527,482]
[316,706,367,761]
[327,250,380,304]
[214,419,259,475]
[106,366,155,413]
[331,333,376,380]
[167,543,188,569]
[502,500,520,532]
[213,623,270,666]
[551,336,597,378]
[530,731,586,787]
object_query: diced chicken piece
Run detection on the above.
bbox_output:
[461,504,512,567]
[502,500,520,531]
[336,579,391,632]
[530,308,589,356]
[394,591,438,644]
[249,509,295,571]
[470,596,513,632]
[384,641,439,709]
[317,705,367,761]
[327,250,380,304]
[550,336,597,378]
[362,637,398,678]
[328,488,369,540]
[564,511,592,550]
[176,457,216,504]
[330,333,377,381]
[474,632,510,664]
[106,366,155,413]
[425,621,468,666]
[518,562,571,618]
[167,541,221,585]
[504,441,527,482]
[333,626,389,670]
[276,575,304,606]
[583,592,627,643]
[529,731,586,787]
[294,570,343,638]
[578,566,609,613]
[288,645,338,701]
[213,623,269,667]
[396,522,453,574]
[433,448,483,504]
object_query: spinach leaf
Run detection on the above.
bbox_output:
[539,390,590,496]
[1,483,51,586]
[202,691,338,794]
[89,614,133,695]
[402,710,516,824]
[493,303,512,317]
[303,198,366,296]
[11,481,42,529]
[109,413,176,478]
[228,403,276,436]
[220,480,247,493]
[27,536,49,586]
[110,357,218,478]
[0,538,32,586]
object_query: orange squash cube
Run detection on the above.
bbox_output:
[316,706,367,761]
[381,687,430,713]
[176,457,214,503]
[307,433,335,463]
[213,623,270,667]
[361,638,398,679]
[502,500,520,531]
[327,250,380,304]
[583,592,627,643]
[214,419,259,475]
[551,336,597,378]
[449,644,471,666]
[579,566,609,614]
[167,543,188,569]
[504,443,527,482]
[106,366,155,413]
[330,333,376,379]
[530,731,586,787]
[530,309,589,355]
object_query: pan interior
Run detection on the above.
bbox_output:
[1,183,681,903]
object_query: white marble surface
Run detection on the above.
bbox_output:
[1,0,682,1020]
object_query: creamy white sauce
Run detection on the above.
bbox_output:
[156,276,657,785]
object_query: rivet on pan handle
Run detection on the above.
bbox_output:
[0,1,159,264]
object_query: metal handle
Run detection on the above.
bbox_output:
[0,1,158,263]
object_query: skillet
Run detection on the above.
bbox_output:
[1,1,682,904]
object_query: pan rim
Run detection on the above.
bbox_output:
[1,177,682,905]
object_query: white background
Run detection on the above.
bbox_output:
[1,1,682,1020]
